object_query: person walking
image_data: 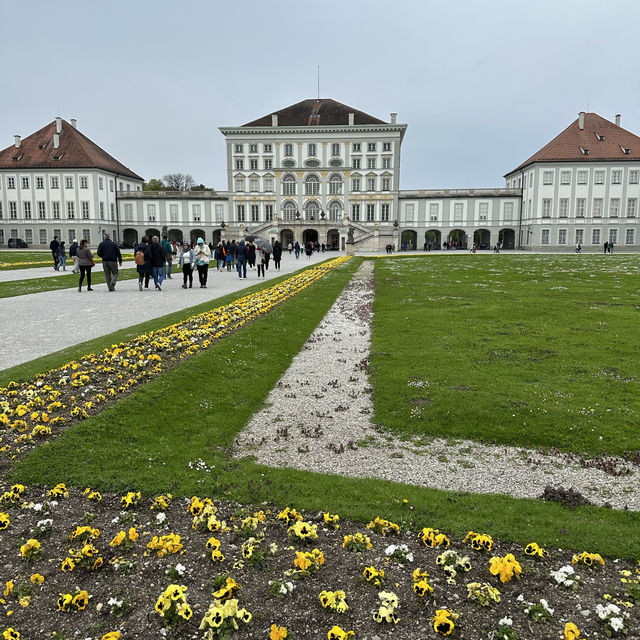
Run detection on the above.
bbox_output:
[256,248,266,278]
[247,241,256,269]
[272,240,282,270]
[214,242,226,271]
[294,241,300,259]
[288,242,293,254]
[149,236,166,291]
[603,241,609,254]
[76,238,94,292]
[161,235,174,279]
[57,241,67,271]
[235,239,248,279]
[69,239,79,273]
[179,242,195,289]
[194,237,211,288]
[50,236,60,270]
[609,241,615,254]
[135,236,152,291]
[97,232,123,291]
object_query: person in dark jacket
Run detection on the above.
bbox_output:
[235,239,248,279]
[97,232,123,292]
[135,236,152,291]
[272,241,282,270]
[69,239,79,273]
[50,236,60,270]
[149,236,166,291]
[76,238,94,291]
[247,241,256,269]
[214,242,226,271]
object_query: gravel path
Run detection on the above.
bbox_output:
[235,261,640,511]
[0,252,329,371]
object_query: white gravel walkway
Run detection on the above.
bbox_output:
[235,261,640,511]
[0,252,329,371]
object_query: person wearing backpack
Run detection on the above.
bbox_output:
[214,242,226,271]
[135,236,152,291]
[149,236,166,291]
[179,242,195,289]
[161,235,174,279]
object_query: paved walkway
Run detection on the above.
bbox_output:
[0,252,330,371]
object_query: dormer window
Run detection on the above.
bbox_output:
[53,153,64,160]
[580,147,589,155]
[12,154,22,161]
[38,142,48,150]
[596,133,605,141]
[621,146,631,155]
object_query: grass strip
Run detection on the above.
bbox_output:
[10,257,639,559]
[0,251,134,270]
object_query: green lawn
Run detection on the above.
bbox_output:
[371,254,640,457]
[0,250,53,269]
[8,255,640,558]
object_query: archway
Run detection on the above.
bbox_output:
[473,228,491,249]
[190,229,206,243]
[400,229,417,250]
[122,228,138,248]
[145,228,161,240]
[424,229,441,250]
[303,228,318,244]
[449,229,467,249]
[280,228,294,247]
[499,228,515,249]
[168,228,183,243]
[327,229,339,250]
[211,229,222,245]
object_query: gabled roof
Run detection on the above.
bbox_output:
[507,113,640,175]
[241,98,387,127]
[0,119,144,181]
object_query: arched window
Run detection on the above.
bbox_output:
[282,200,296,221]
[305,201,320,219]
[235,175,245,192]
[282,174,296,196]
[329,173,342,195]
[305,174,320,195]
[329,200,342,221]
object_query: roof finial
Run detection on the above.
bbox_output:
[317,65,320,100]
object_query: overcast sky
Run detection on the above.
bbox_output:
[2,0,639,190]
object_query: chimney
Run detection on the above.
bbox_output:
[390,112,397,124]
[70,118,77,128]
[53,133,60,149]
[14,135,21,148]
[55,117,62,133]
[578,111,585,130]
[615,114,621,126]
[271,114,278,127]
[348,112,354,125]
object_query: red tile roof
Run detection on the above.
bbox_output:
[508,113,640,175]
[0,119,143,181]
[241,98,387,127]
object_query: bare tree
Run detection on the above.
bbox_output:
[162,173,196,191]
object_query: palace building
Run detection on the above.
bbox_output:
[1,101,638,251]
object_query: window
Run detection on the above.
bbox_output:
[367,142,376,152]
[305,174,319,195]
[543,171,553,185]
[593,198,603,218]
[22,177,29,189]
[99,177,104,190]
[575,229,584,244]
[80,176,88,189]
[282,201,296,221]
[329,201,342,221]
[541,229,550,244]
[430,203,439,221]
[594,170,605,184]
[235,176,245,192]
[264,176,274,192]
[556,199,566,218]
[352,143,361,152]
[454,203,463,221]
[627,198,637,217]
[109,180,114,192]
[82,229,91,244]
[283,174,296,195]
[351,204,360,221]
[36,176,44,189]
[9,202,16,218]
[529,172,534,187]
[630,170,639,184]
[0,202,2,218]
[366,204,375,221]
[7,177,15,189]
[331,143,340,156]
[67,202,75,219]
[307,143,316,157]
[249,144,258,153]
[612,170,622,184]
[191,204,201,221]
[215,204,223,222]
[284,143,293,157]
[479,202,489,220]
[352,177,361,191]
[503,202,513,220]
[235,159,244,170]
[250,177,259,191]
[10,228,18,238]
[352,158,361,169]
[39,229,47,244]
[51,176,58,189]
[24,229,33,244]
[610,198,620,217]
[23,202,31,219]
[81,202,90,219]
[249,159,258,170]
[367,157,376,169]
[0,229,3,244]
[367,177,376,191]
[65,176,73,189]
[236,204,245,221]
[405,204,414,222]
[381,203,390,221]
[609,229,618,244]
[147,204,156,221]
[382,157,391,169]
[329,174,342,195]
[577,171,588,184]
[251,204,259,222]
[264,144,272,153]
[560,171,571,185]
[264,159,272,170]
[592,229,601,244]
[558,229,567,244]
[576,198,585,217]
[265,204,273,221]
[383,142,391,152]
[626,228,635,245]
[125,203,134,222]
[235,144,243,153]
[109,202,114,221]
[38,202,46,219]
[67,229,75,244]
[52,202,60,219]
[382,177,391,191]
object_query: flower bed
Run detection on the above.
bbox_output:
[0,484,637,639]
[0,257,351,468]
